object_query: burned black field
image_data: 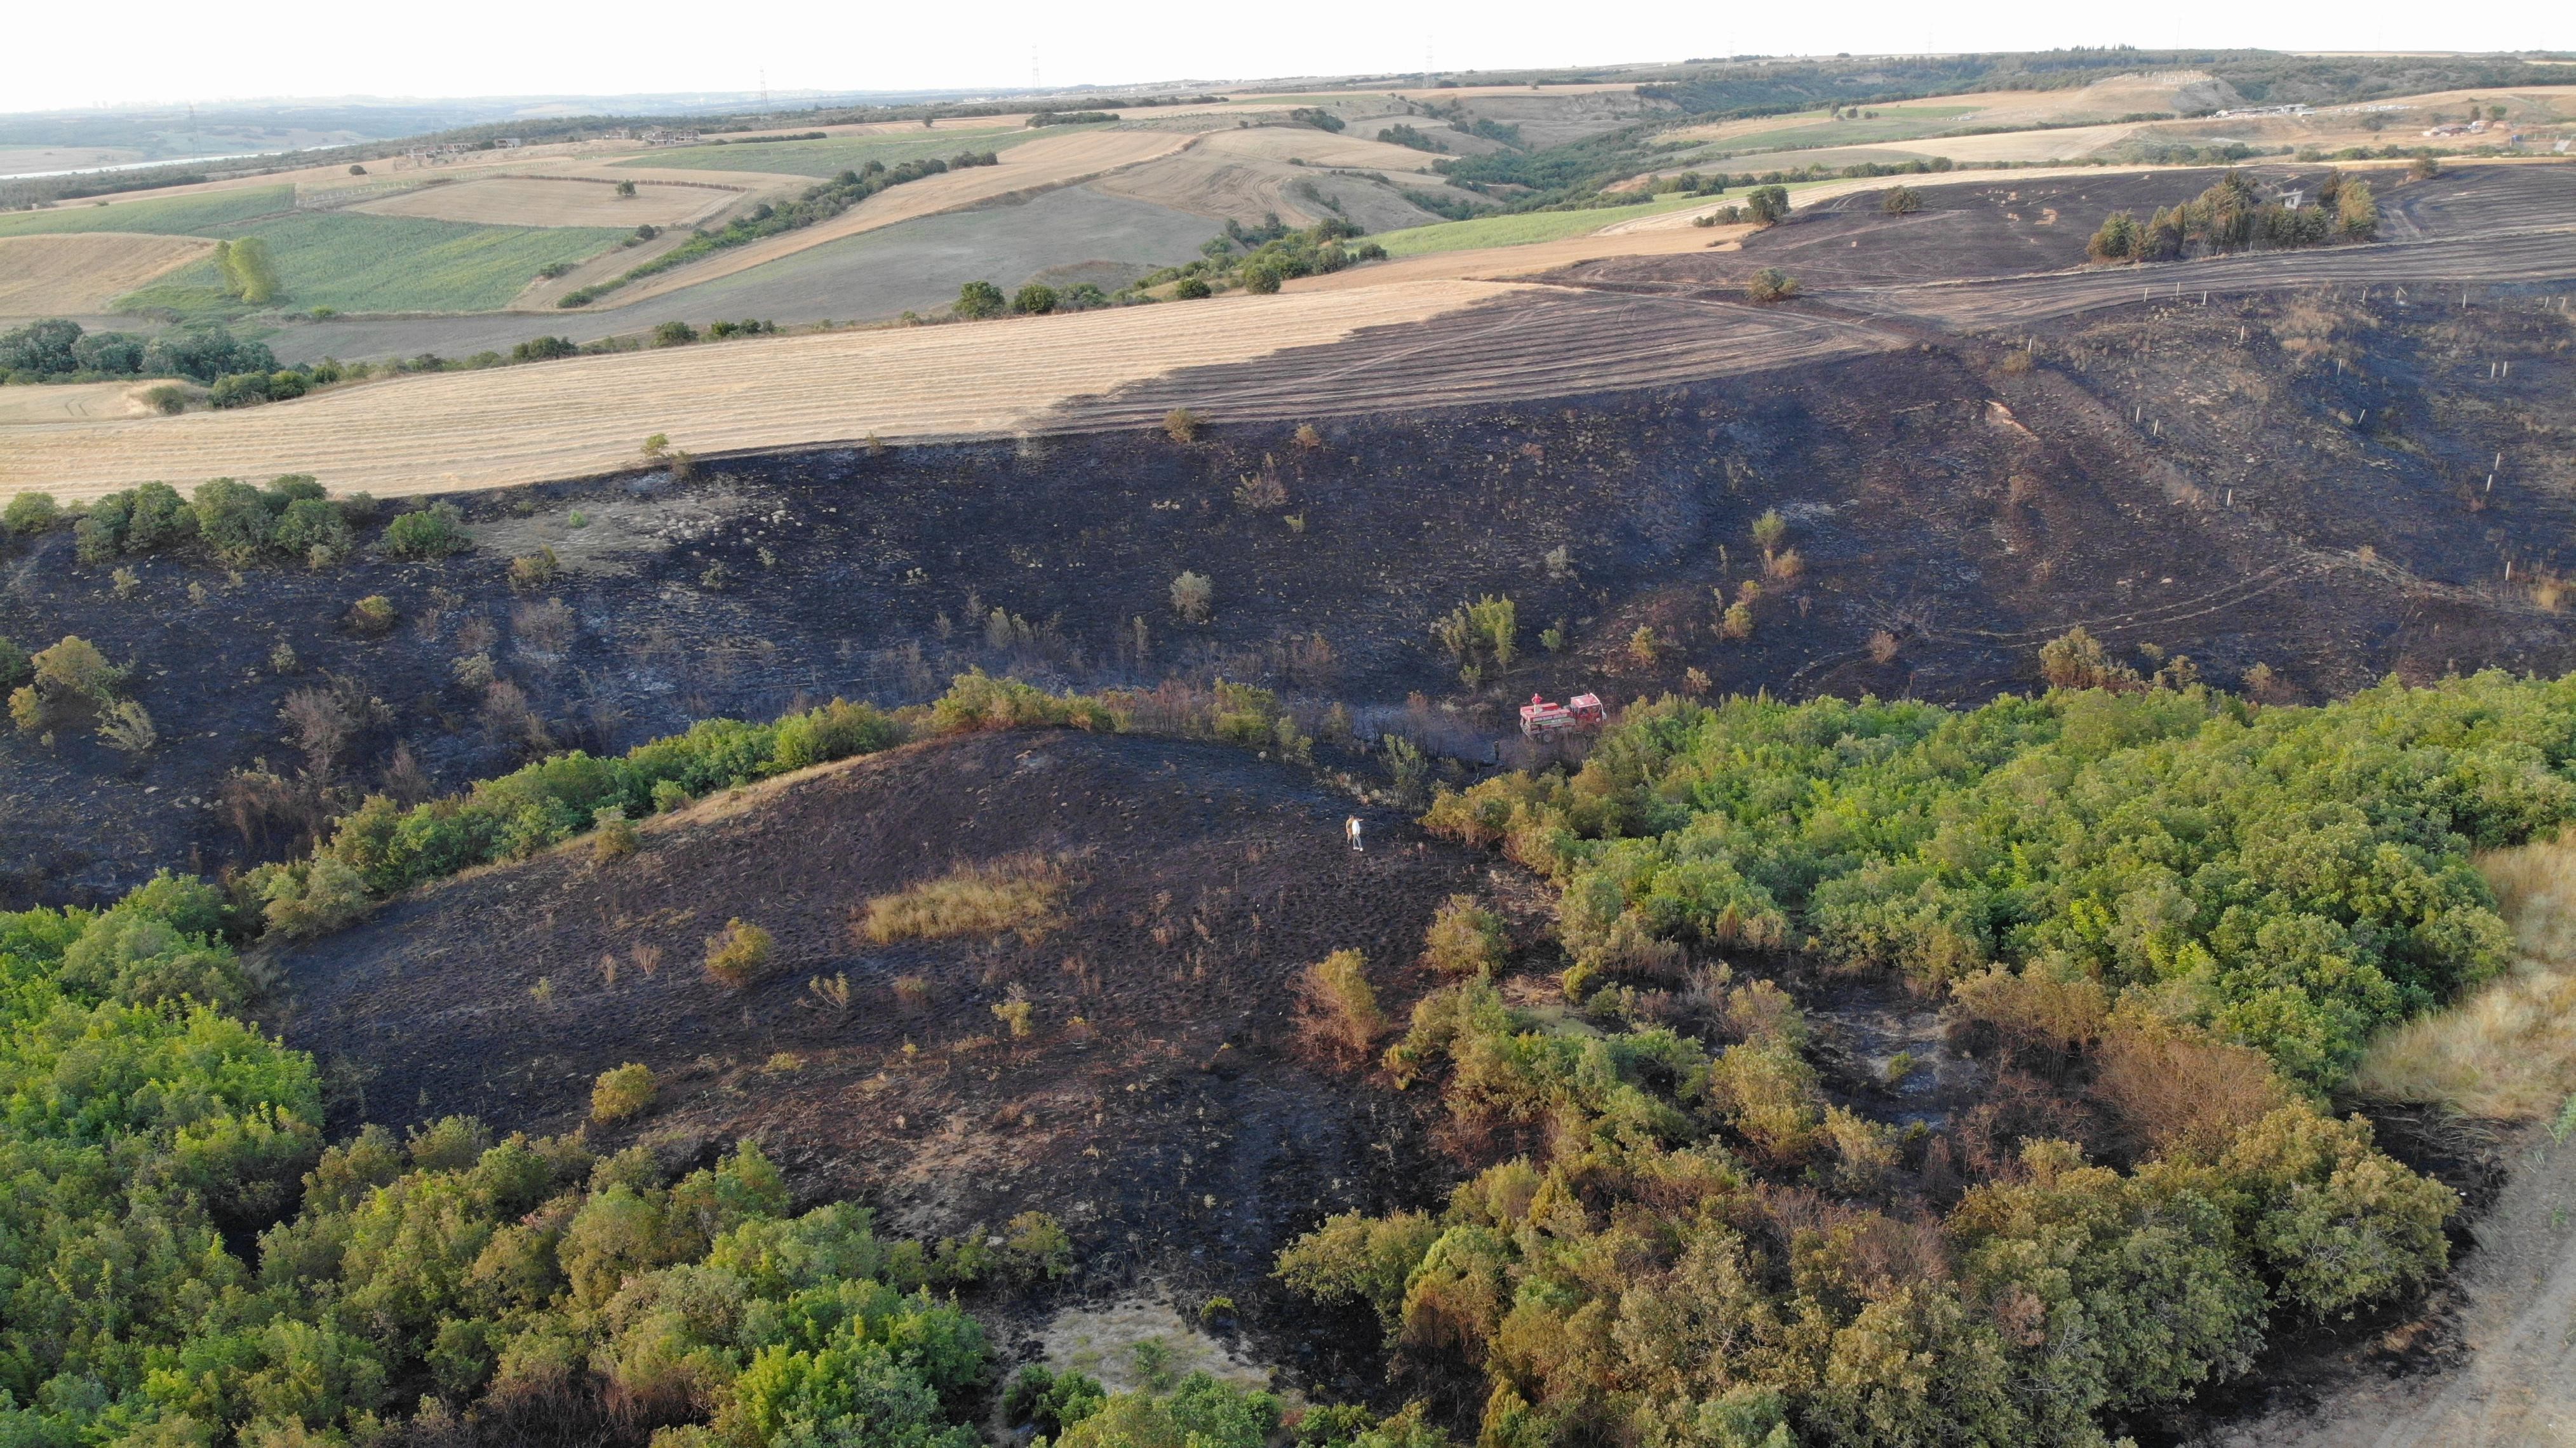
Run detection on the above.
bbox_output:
[13,264,2576,906]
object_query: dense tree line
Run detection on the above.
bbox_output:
[0,319,273,386]
[2088,169,2375,262]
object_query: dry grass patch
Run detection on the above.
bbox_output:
[858,853,1069,945]
[2358,831,2576,1120]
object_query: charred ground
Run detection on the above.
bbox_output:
[10,263,2576,902]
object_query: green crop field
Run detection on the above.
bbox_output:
[119,210,625,317]
[0,184,295,238]
[1369,182,1869,257]
[612,124,1078,178]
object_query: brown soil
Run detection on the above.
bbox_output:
[261,729,1493,1303]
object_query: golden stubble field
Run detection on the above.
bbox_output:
[353,175,742,229]
[0,232,217,316]
[0,279,1516,500]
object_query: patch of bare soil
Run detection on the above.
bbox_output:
[262,730,1491,1310]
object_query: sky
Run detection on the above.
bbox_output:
[11,0,2571,113]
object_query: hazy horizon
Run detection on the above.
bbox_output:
[15,0,2571,116]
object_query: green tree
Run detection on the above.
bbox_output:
[1012,283,1059,315]
[1881,185,1922,215]
[2088,210,2140,261]
[2338,179,2378,238]
[1744,268,1799,302]
[955,281,1007,319]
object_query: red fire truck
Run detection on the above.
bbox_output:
[1519,692,1606,739]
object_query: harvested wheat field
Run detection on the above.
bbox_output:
[0,381,169,424]
[586,129,1198,307]
[0,279,1513,500]
[1284,218,1765,286]
[1196,125,1445,171]
[352,175,741,228]
[0,232,217,314]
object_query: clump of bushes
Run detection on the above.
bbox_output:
[589,1061,657,1121]
[1295,948,1386,1064]
[1745,267,1800,302]
[703,918,773,988]
[380,502,470,559]
[1421,895,1506,978]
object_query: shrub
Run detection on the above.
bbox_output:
[1422,896,1506,978]
[4,492,64,535]
[591,806,640,863]
[703,919,773,988]
[2410,154,2441,180]
[381,504,469,559]
[508,547,560,593]
[305,601,370,649]
[1242,265,1283,295]
[1012,283,1059,316]
[1430,596,1517,676]
[1002,1210,1074,1280]
[1171,570,1214,622]
[10,634,123,732]
[1172,276,1212,300]
[2037,626,2141,690]
[1745,267,1800,302]
[1164,407,1202,443]
[275,497,352,565]
[1882,185,1922,215]
[652,321,697,347]
[97,699,157,753]
[956,280,1007,319]
[1742,184,1790,222]
[0,636,25,692]
[2088,210,2141,262]
[1006,1365,1108,1437]
[591,1063,658,1122]
[1296,949,1386,1064]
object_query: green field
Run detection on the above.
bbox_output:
[0,184,295,238]
[120,211,625,317]
[1372,194,1712,255]
[612,124,1078,178]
